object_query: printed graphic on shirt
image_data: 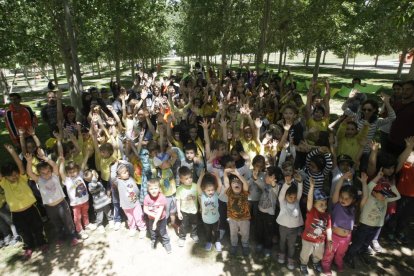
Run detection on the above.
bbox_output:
[366,201,385,223]
[259,189,272,209]
[203,197,218,217]
[75,179,88,198]
[305,218,327,239]
[126,183,138,204]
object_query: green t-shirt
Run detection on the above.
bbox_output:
[176,183,198,214]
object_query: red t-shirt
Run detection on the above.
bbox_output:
[397,162,414,197]
[302,207,331,243]
[144,193,167,220]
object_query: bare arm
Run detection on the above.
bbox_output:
[4,144,25,175]
[359,172,369,208]
[307,177,315,212]
[397,137,414,172]
[25,153,39,182]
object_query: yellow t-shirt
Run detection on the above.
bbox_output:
[0,174,36,212]
[240,138,260,162]
[306,117,329,132]
[337,123,369,163]
[98,154,118,182]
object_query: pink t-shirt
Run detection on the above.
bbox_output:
[144,193,167,220]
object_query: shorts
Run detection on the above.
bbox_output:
[165,195,177,217]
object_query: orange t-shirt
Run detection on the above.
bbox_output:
[397,162,414,197]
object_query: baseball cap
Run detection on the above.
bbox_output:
[373,180,397,198]
[337,154,354,165]
[314,189,328,201]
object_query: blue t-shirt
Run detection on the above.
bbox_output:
[200,192,220,224]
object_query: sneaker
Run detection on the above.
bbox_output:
[8,236,20,247]
[230,246,238,256]
[323,270,333,276]
[366,245,375,255]
[164,243,172,254]
[138,230,146,239]
[371,240,384,253]
[78,231,89,240]
[178,239,185,247]
[191,235,199,243]
[71,238,80,247]
[108,220,115,229]
[278,253,285,264]
[242,246,250,256]
[204,242,213,251]
[300,264,309,276]
[151,240,157,249]
[113,222,122,231]
[128,229,137,237]
[215,242,222,252]
[255,244,263,253]
[23,249,33,260]
[85,223,97,231]
[97,225,105,233]
[3,235,12,246]
[0,239,4,248]
[312,262,322,273]
[287,258,295,270]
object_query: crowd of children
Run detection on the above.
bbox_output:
[1,66,413,275]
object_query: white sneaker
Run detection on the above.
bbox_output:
[138,230,147,239]
[108,220,115,229]
[113,222,121,231]
[78,231,89,240]
[97,225,105,233]
[129,229,137,237]
[86,223,97,231]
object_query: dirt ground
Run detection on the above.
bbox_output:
[1,219,413,276]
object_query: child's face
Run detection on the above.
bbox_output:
[185,149,195,161]
[149,150,158,158]
[189,128,198,140]
[173,132,180,141]
[231,150,240,161]
[217,145,226,157]
[117,168,130,180]
[309,161,319,174]
[180,174,193,186]
[265,174,275,185]
[283,108,296,121]
[314,200,327,213]
[67,168,79,179]
[286,193,297,204]
[383,166,395,176]
[204,184,216,197]
[243,128,253,141]
[26,142,36,154]
[148,184,160,197]
[100,150,111,159]
[39,167,53,180]
[253,161,265,172]
[282,166,293,177]
[339,191,354,207]
[5,171,19,183]
[313,109,324,121]
[230,179,242,194]
[338,162,351,173]
[345,123,357,137]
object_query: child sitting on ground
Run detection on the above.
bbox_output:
[143,178,172,253]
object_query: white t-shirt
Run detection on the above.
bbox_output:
[64,173,89,206]
[38,174,66,205]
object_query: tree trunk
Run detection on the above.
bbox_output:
[397,49,408,79]
[278,47,283,72]
[239,53,243,67]
[312,47,323,80]
[374,55,379,67]
[91,63,95,76]
[283,47,287,66]
[23,67,33,92]
[305,50,311,68]
[131,60,135,78]
[0,69,10,104]
[63,0,83,117]
[230,54,233,67]
[151,58,154,69]
[341,48,349,72]
[96,59,101,78]
[50,56,59,86]
[322,51,327,64]
[255,0,271,69]
[265,52,270,66]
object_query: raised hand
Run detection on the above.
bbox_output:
[18,128,26,136]
[293,172,302,183]
[342,171,353,181]
[219,118,228,128]
[319,146,330,154]
[199,118,210,129]
[25,153,33,162]
[358,172,368,184]
[404,136,414,149]
[254,118,263,129]
[283,122,292,131]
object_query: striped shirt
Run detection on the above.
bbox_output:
[301,149,333,196]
